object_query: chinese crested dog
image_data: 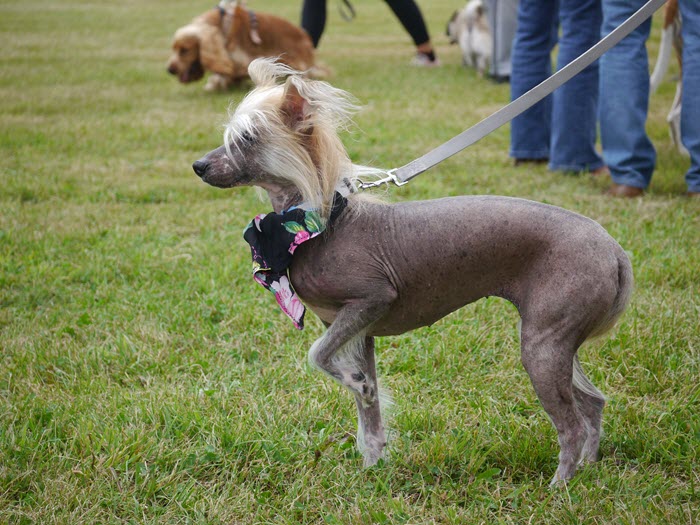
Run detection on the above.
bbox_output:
[192,58,633,485]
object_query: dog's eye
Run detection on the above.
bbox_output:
[239,131,255,144]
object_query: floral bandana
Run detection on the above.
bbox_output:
[243,192,347,329]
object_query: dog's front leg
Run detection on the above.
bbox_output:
[204,73,230,92]
[308,300,394,465]
[312,333,387,466]
[352,336,387,466]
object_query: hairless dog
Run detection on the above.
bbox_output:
[192,59,633,485]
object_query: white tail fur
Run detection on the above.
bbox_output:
[650,25,674,94]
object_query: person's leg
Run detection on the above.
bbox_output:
[679,0,700,194]
[383,0,431,47]
[383,0,438,64]
[550,0,603,172]
[301,0,328,48]
[484,0,519,79]
[509,0,559,162]
[599,0,655,191]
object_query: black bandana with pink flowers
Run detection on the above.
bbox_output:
[243,192,347,329]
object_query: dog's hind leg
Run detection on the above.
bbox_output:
[572,356,605,464]
[519,326,589,486]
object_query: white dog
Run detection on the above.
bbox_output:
[446,0,492,76]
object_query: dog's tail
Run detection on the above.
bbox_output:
[589,246,634,340]
[650,24,675,93]
[650,0,680,94]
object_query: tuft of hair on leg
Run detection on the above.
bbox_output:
[307,333,326,372]
[377,385,395,457]
[572,354,606,465]
[307,331,369,385]
[329,332,366,377]
[572,355,605,402]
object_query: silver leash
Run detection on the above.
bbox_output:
[359,0,666,190]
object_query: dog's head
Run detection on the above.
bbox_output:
[447,0,487,43]
[446,10,461,44]
[167,22,235,83]
[193,58,361,215]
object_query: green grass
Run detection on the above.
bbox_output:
[1,0,698,523]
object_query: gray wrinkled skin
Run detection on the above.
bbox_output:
[193,142,633,486]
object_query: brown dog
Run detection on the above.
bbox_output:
[167,2,318,91]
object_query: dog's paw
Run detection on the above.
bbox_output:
[204,74,229,92]
[362,447,384,467]
[360,434,386,467]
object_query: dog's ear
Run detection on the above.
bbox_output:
[281,79,311,131]
[198,25,235,76]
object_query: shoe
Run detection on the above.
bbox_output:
[411,53,440,67]
[606,183,644,198]
[590,165,610,177]
[489,74,510,84]
[514,158,548,167]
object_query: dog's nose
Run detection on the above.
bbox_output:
[192,160,209,177]
[167,64,177,75]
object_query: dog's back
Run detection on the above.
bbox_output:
[291,195,631,340]
[228,5,315,72]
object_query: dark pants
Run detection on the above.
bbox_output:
[301,0,430,48]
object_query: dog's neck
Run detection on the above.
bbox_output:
[258,182,303,214]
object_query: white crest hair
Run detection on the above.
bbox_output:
[223,58,385,218]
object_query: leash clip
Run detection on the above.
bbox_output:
[358,169,407,190]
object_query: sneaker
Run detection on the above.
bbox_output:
[488,74,510,84]
[411,52,440,67]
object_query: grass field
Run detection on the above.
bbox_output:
[1,0,698,523]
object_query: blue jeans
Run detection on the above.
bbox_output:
[510,0,603,172]
[601,0,700,192]
[599,0,655,189]
[680,0,700,192]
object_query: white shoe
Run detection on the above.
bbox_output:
[411,53,440,67]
